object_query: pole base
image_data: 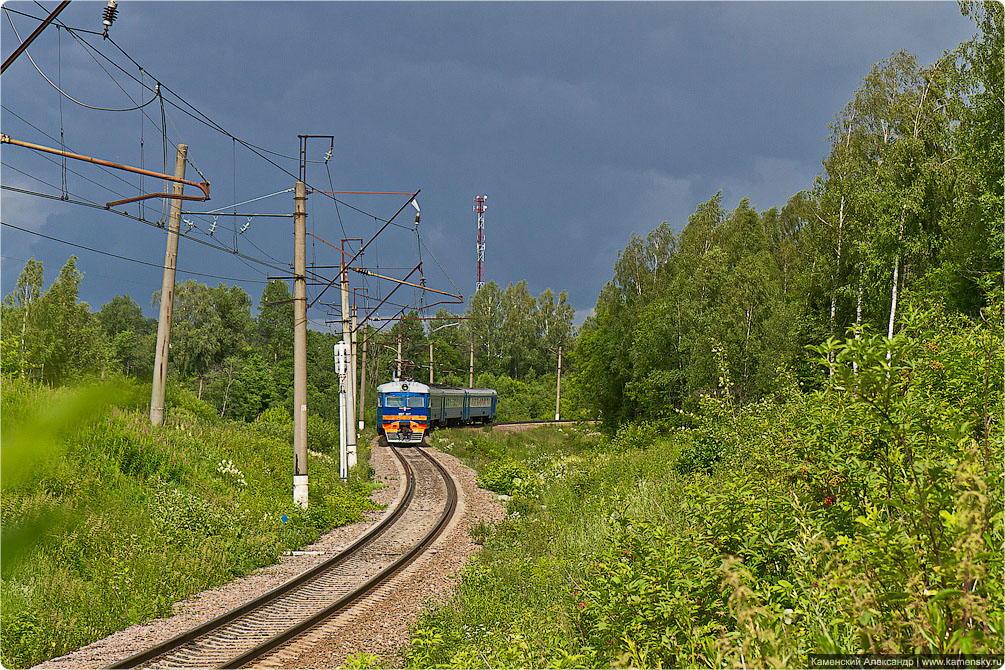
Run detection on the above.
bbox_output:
[555,413,561,421]
[293,474,308,509]
[358,420,364,431]
[347,443,357,469]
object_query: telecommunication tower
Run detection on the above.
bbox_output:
[473,195,487,293]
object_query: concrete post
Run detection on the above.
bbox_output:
[397,329,403,379]
[293,182,309,508]
[358,329,367,431]
[348,308,358,469]
[555,345,562,421]
[340,261,356,470]
[150,143,187,426]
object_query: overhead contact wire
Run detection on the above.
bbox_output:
[4,10,159,112]
[1,221,268,283]
[1,185,291,274]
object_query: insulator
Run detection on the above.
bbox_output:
[102,1,118,27]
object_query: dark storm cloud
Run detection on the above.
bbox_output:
[1,2,976,322]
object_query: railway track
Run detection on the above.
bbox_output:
[491,420,585,427]
[107,444,456,669]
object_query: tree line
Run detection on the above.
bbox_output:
[0,260,576,423]
[573,2,1002,428]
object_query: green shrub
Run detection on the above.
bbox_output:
[402,304,1004,667]
[165,382,217,423]
[673,433,722,475]
[0,377,379,668]
[476,458,535,496]
[258,405,292,424]
[307,415,339,454]
[604,419,663,453]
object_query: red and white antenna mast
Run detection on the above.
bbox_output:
[473,194,487,293]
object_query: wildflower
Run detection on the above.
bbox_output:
[824,496,835,505]
[578,602,585,609]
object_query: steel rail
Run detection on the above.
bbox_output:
[490,420,586,427]
[105,446,418,670]
[220,444,458,668]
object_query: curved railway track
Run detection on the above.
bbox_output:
[107,444,456,669]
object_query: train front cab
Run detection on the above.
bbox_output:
[377,381,429,445]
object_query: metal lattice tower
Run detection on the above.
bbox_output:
[474,195,487,293]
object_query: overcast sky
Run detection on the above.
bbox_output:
[0,1,978,328]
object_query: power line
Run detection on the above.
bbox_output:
[22,146,131,198]
[1,185,292,275]
[2,104,155,193]
[7,13,402,229]
[420,236,462,296]
[2,160,73,197]
[3,253,167,288]
[4,9,159,112]
[2,221,270,283]
[6,4,100,34]
[4,11,459,312]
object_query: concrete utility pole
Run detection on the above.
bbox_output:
[335,340,349,480]
[429,342,434,384]
[348,308,358,469]
[293,181,309,508]
[150,144,188,426]
[469,342,474,388]
[340,259,357,470]
[358,330,367,431]
[555,345,563,421]
[397,329,403,379]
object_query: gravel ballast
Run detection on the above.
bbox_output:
[35,437,503,670]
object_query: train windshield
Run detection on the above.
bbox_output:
[405,395,426,408]
[383,394,404,408]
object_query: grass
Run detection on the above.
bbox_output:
[404,306,1004,668]
[0,375,379,668]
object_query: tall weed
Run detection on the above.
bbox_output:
[404,304,1003,667]
[0,377,379,668]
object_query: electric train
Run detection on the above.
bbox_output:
[376,381,497,444]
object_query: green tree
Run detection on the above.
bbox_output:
[255,280,294,363]
[1,258,44,378]
[162,280,254,396]
[937,1,1004,314]
[97,295,150,338]
[535,288,576,374]
[33,257,102,384]
[97,295,154,377]
[499,281,538,377]
[427,308,466,384]
[825,52,957,338]
[466,282,504,376]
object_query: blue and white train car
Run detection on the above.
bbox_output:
[377,381,498,445]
